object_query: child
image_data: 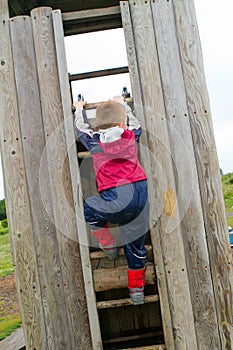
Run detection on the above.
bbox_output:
[74,96,149,305]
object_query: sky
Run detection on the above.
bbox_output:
[0,0,233,199]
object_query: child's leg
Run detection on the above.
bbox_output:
[118,181,149,304]
[84,195,118,259]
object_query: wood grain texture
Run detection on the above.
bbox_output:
[94,263,155,292]
[124,346,166,350]
[97,294,159,309]
[31,7,92,349]
[120,3,175,349]
[52,9,101,350]
[0,2,46,349]
[62,6,120,21]
[121,1,200,349]
[10,15,73,349]
[172,1,233,348]
[151,0,221,348]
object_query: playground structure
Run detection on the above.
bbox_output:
[0,0,233,349]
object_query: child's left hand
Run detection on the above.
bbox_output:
[74,100,87,110]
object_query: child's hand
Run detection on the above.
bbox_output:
[110,96,124,104]
[74,100,87,110]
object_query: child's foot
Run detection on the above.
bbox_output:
[129,290,144,305]
[128,268,145,305]
[99,245,119,260]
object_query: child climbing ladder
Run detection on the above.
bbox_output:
[74,95,149,305]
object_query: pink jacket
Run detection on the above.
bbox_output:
[92,129,147,192]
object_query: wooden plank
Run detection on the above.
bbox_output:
[172,0,233,347]
[91,244,153,260]
[97,294,159,309]
[52,9,102,350]
[63,18,121,36]
[104,330,163,344]
[69,66,129,81]
[61,4,121,35]
[123,346,166,350]
[31,7,93,349]
[0,1,46,349]
[0,328,25,350]
[62,6,121,22]
[151,1,221,348]
[94,263,155,292]
[10,14,75,349]
[120,3,176,349]
[121,2,198,349]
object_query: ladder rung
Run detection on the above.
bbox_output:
[103,330,163,345]
[84,97,133,110]
[77,151,91,159]
[122,345,166,350]
[90,244,153,260]
[93,263,155,292]
[97,294,159,309]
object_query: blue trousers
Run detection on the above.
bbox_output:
[84,180,149,269]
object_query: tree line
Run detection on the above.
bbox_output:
[0,199,6,221]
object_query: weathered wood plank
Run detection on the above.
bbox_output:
[0,1,46,348]
[94,263,155,292]
[120,2,176,349]
[0,328,25,350]
[151,1,221,348]
[172,0,233,347]
[97,294,159,309]
[10,14,74,349]
[124,346,166,350]
[121,1,198,349]
[62,5,122,35]
[52,9,102,350]
[31,7,92,349]
[62,6,121,22]
[69,66,129,81]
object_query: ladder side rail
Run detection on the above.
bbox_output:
[52,9,102,350]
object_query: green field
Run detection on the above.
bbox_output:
[222,173,233,228]
[0,223,14,278]
[0,315,21,341]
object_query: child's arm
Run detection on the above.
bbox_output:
[74,101,100,152]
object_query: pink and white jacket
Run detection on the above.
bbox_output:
[74,102,147,192]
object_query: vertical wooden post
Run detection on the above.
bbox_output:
[0,1,46,349]
[10,15,74,349]
[121,1,198,349]
[173,0,233,347]
[150,0,221,348]
[52,9,102,349]
[30,6,93,349]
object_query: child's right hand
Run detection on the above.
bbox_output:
[74,100,87,110]
[110,96,124,104]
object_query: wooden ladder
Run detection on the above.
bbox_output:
[75,102,166,350]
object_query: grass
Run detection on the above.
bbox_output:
[0,232,14,277]
[0,315,21,340]
[222,173,233,213]
[228,216,233,228]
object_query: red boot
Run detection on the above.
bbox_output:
[91,224,118,260]
[128,268,145,305]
